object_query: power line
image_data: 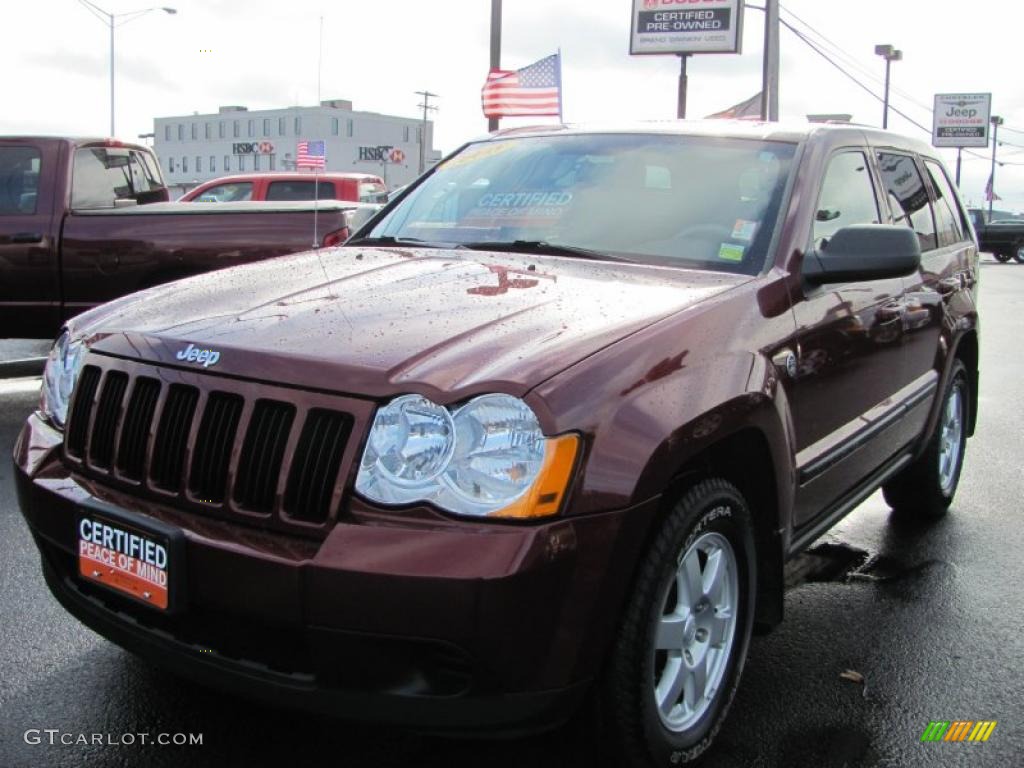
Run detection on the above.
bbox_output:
[778,19,998,164]
[777,3,933,115]
[776,2,1024,143]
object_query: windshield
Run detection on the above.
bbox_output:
[367,133,796,274]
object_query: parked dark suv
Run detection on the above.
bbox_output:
[15,121,979,767]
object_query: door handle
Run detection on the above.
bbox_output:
[9,232,44,244]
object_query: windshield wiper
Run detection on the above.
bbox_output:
[344,235,446,248]
[457,240,629,262]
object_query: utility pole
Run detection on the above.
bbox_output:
[989,115,1003,220]
[874,44,902,129]
[415,90,438,175]
[761,0,780,121]
[488,0,502,132]
[676,55,689,119]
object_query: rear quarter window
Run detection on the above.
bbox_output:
[924,159,967,246]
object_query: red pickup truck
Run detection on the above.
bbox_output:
[0,137,362,339]
[179,172,388,204]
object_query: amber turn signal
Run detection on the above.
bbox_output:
[489,434,580,519]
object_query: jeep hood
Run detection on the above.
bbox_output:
[80,247,747,400]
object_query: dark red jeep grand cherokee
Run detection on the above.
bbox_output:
[15,122,979,766]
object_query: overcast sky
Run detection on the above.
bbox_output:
[3,0,1022,209]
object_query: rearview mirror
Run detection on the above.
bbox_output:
[803,224,921,285]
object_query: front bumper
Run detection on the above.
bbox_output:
[14,411,659,733]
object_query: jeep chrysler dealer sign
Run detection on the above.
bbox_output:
[932,93,992,148]
[630,0,744,55]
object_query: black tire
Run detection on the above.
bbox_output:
[1013,244,1024,264]
[601,478,757,767]
[994,251,1012,263]
[883,359,969,520]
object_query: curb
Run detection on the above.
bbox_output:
[0,357,46,379]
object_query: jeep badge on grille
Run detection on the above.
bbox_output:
[175,343,220,368]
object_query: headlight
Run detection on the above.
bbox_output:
[41,330,87,428]
[356,393,578,519]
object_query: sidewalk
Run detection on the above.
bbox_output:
[0,340,49,378]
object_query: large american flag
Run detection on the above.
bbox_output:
[296,140,326,169]
[481,53,562,119]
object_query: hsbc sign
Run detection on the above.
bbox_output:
[232,142,274,155]
[358,145,406,164]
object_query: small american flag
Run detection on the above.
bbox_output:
[482,53,562,119]
[984,172,1001,202]
[296,140,326,169]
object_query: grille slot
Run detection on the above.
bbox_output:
[150,384,199,492]
[66,365,102,458]
[283,409,351,523]
[115,377,161,481]
[188,392,244,504]
[234,399,296,513]
[88,371,129,469]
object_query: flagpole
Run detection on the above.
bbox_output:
[557,48,564,123]
[313,144,320,249]
[488,0,502,132]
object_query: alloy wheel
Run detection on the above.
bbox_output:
[651,531,739,732]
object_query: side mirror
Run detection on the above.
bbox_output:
[803,224,921,285]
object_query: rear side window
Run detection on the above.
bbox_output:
[813,151,880,248]
[876,152,937,252]
[129,152,155,193]
[924,159,966,246]
[358,181,388,204]
[0,146,41,214]
[265,180,337,200]
[71,148,134,209]
[194,182,252,202]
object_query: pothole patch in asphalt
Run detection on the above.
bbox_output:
[785,542,870,588]
[786,542,947,589]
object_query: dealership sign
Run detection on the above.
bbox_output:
[932,93,991,148]
[629,0,744,55]
[233,142,274,155]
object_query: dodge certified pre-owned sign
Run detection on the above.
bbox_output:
[932,93,992,148]
[630,0,744,55]
[232,141,274,154]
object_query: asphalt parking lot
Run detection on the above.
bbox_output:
[1,258,1022,768]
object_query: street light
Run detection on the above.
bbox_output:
[78,2,177,137]
[874,44,902,129]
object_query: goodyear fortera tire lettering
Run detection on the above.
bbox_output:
[602,478,757,767]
